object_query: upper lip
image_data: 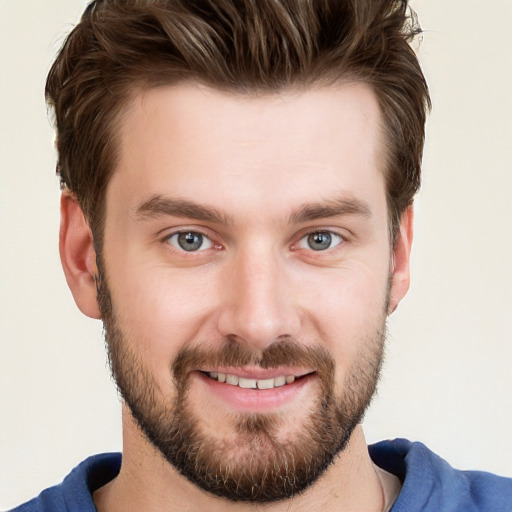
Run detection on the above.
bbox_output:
[198,366,314,380]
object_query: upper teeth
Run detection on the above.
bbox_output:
[208,372,296,389]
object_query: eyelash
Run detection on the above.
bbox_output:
[163,230,216,252]
[295,231,345,252]
[161,229,346,254]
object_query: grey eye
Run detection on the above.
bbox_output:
[308,232,332,251]
[167,231,213,252]
[298,231,343,251]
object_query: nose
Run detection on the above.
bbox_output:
[216,245,301,350]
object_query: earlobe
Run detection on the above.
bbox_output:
[59,191,101,319]
[388,206,414,314]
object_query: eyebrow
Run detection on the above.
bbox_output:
[133,194,372,225]
[289,196,372,224]
[133,195,232,225]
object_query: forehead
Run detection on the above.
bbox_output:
[110,82,387,221]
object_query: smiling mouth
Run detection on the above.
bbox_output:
[202,371,313,390]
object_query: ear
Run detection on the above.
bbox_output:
[59,191,101,319]
[388,205,414,314]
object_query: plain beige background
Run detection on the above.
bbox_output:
[1,0,511,509]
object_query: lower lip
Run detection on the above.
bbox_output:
[194,371,314,412]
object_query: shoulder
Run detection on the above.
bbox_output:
[8,453,121,512]
[369,438,512,512]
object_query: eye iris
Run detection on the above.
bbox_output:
[307,232,332,251]
[177,232,203,251]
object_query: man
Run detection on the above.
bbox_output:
[9,0,512,511]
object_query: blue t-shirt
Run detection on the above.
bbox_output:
[9,439,512,511]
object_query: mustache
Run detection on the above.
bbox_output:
[172,337,335,387]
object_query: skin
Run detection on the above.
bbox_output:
[60,82,413,511]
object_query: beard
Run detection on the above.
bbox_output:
[96,263,387,503]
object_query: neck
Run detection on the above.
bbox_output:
[94,411,384,512]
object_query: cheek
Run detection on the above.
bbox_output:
[299,263,389,379]
[105,256,222,362]
[302,261,389,329]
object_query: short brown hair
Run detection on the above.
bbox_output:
[46,0,430,247]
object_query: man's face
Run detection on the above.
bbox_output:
[98,83,397,502]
